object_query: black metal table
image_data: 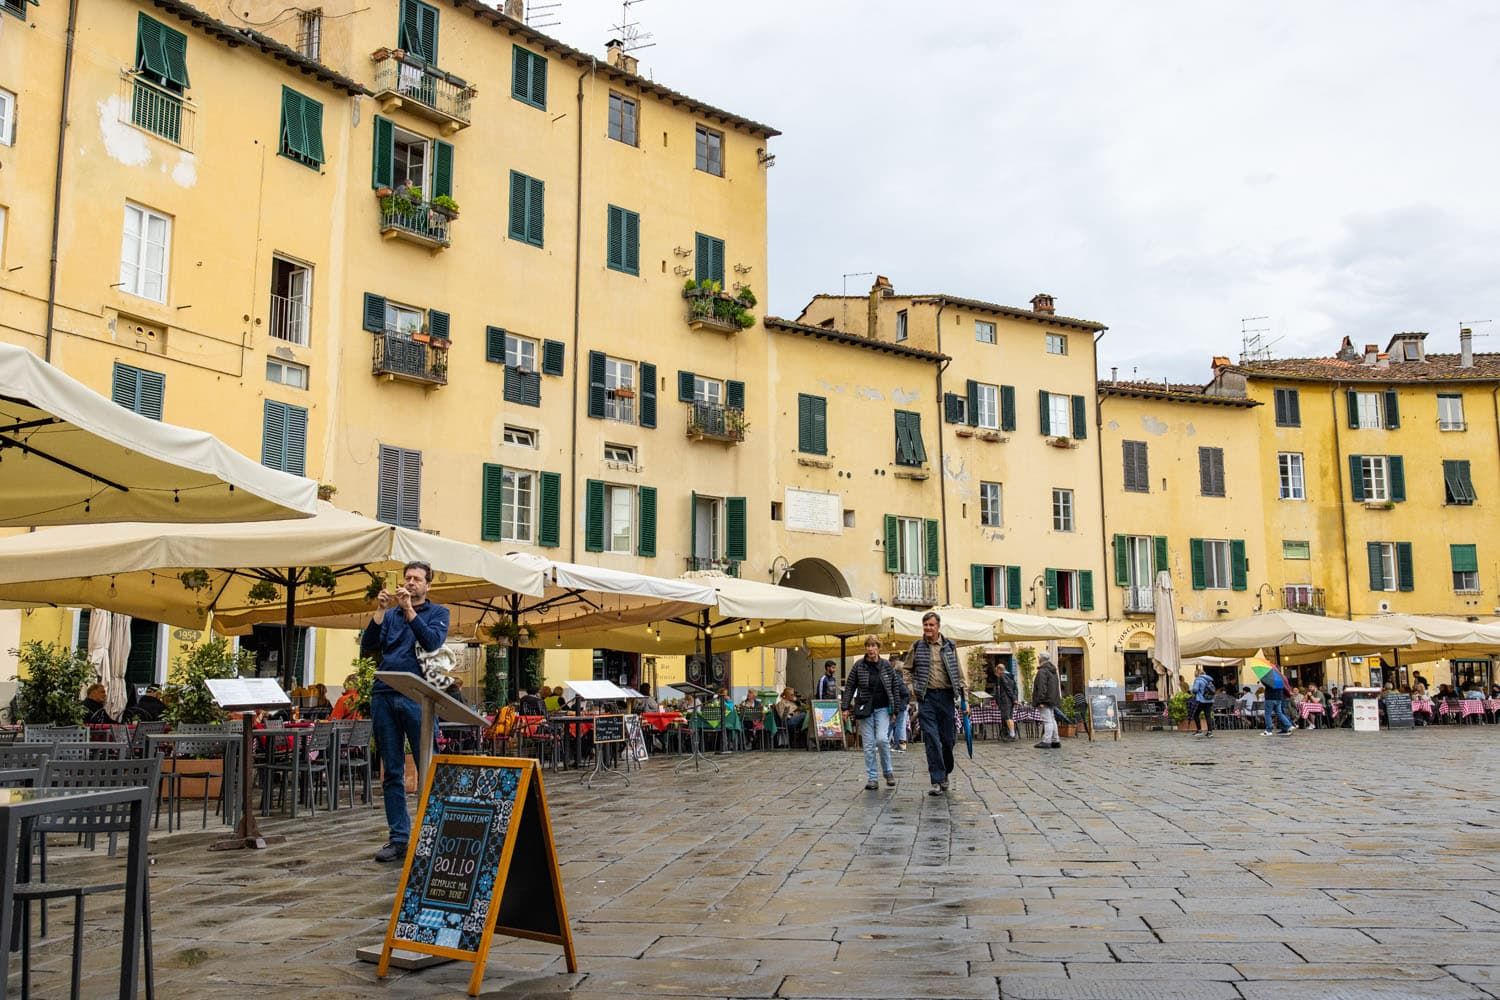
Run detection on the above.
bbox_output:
[144,732,242,829]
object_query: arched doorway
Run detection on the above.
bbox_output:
[779,558,852,696]
[1121,628,1158,698]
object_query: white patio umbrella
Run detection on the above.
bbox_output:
[0,342,317,525]
[85,608,113,702]
[1368,613,1500,665]
[1179,610,1413,666]
[107,612,132,719]
[1152,571,1179,696]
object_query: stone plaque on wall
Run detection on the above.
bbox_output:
[784,488,842,535]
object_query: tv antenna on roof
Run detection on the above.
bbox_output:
[1240,315,1279,363]
[526,1,562,30]
[611,0,656,53]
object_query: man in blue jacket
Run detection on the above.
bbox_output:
[369,561,450,863]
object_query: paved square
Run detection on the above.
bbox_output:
[16,727,1500,998]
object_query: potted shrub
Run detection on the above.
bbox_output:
[431,194,460,219]
[1168,690,1192,730]
[350,656,377,719]
[14,641,95,727]
[316,483,338,502]
[162,638,254,799]
[1054,700,1077,738]
[430,353,449,378]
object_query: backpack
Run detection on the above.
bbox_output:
[1197,676,1216,699]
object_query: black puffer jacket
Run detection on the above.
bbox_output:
[841,657,902,720]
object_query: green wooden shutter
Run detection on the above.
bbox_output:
[362,293,386,333]
[399,0,423,55]
[584,479,605,552]
[797,395,814,452]
[1367,542,1385,590]
[1451,543,1478,574]
[1396,542,1414,592]
[111,363,140,412]
[1071,395,1087,440]
[508,171,527,241]
[480,463,505,541]
[689,491,697,558]
[694,233,712,283]
[965,380,980,427]
[943,393,964,424]
[1189,539,1206,590]
[709,238,725,286]
[505,368,540,407]
[281,89,306,159]
[811,396,827,454]
[637,486,657,557]
[427,309,449,342]
[1038,390,1051,436]
[371,116,394,189]
[432,140,454,199]
[1000,385,1016,431]
[1383,389,1400,429]
[883,515,899,573]
[1274,390,1287,426]
[606,206,624,271]
[397,448,421,529]
[526,176,545,246]
[377,446,399,525]
[725,497,747,561]
[161,22,189,87]
[970,564,985,607]
[639,362,657,428]
[587,351,606,417]
[262,401,286,472]
[726,380,745,412]
[1348,455,1365,501]
[417,0,439,63]
[1154,536,1169,576]
[537,472,561,548]
[530,49,547,108]
[1230,539,1248,591]
[1455,460,1476,504]
[625,210,639,274]
[136,369,165,421]
[677,370,695,402]
[1044,568,1058,610]
[511,45,527,101]
[1079,570,1094,611]
[485,326,506,363]
[1388,455,1405,502]
[302,94,325,165]
[137,15,190,89]
[1113,534,1129,587]
[1005,566,1022,609]
[282,403,307,477]
[924,518,939,576]
[892,411,908,464]
[1347,389,1360,428]
[541,339,564,376]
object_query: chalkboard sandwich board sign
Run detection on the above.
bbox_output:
[1383,693,1414,729]
[591,714,625,744]
[378,755,576,995]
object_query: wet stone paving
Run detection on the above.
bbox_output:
[16,726,1500,998]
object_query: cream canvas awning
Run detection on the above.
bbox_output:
[1368,613,1500,664]
[1179,610,1413,664]
[0,343,318,525]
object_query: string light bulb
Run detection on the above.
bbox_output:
[758,621,765,634]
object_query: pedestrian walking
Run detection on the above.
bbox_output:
[842,637,901,790]
[989,662,1019,742]
[1261,666,1294,736]
[816,661,841,700]
[907,611,967,795]
[1032,655,1063,748]
[1189,665,1216,737]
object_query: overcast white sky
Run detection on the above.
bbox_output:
[553,1,1500,381]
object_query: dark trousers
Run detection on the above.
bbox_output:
[1189,700,1214,730]
[372,689,423,845]
[918,688,956,785]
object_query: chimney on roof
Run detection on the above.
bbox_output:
[871,275,893,298]
[1110,367,1118,381]
[504,0,524,20]
[1336,336,1360,362]
[1363,344,1379,366]
[605,38,638,74]
[1461,327,1474,368]
[1376,352,1391,369]
[1030,293,1055,315]
[867,276,893,340]
[1212,355,1231,372]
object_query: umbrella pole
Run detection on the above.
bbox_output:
[281,569,299,693]
[839,636,847,686]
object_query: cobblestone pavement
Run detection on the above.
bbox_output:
[14,726,1500,998]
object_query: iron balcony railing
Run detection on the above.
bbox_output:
[379,201,451,248]
[123,74,194,149]
[268,293,310,346]
[686,557,739,577]
[686,402,746,443]
[372,55,473,127]
[1283,586,1326,615]
[684,290,745,333]
[1124,586,1154,613]
[372,330,447,386]
[892,573,938,607]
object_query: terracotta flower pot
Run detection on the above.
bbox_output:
[159,757,223,801]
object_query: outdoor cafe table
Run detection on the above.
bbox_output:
[638,711,686,732]
[0,785,153,999]
[1298,702,1325,722]
[1413,697,1435,719]
[547,714,595,769]
[144,731,242,828]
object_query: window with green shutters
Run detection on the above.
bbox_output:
[136,14,190,92]
[1443,460,1476,505]
[1367,541,1414,592]
[261,400,308,476]
[797,394,827,455]
[1189,538,1244,591]
[398,0,440,63]
[694,233,725,285]
[1451,543,1479,593]
[943,393,965,424]
[1274,387,1301,427]
[110,363,165,420]
[377,445,421,529]
[541,339,565,376]
[970,565,1022,609]
[1043,568,1092,611]
[607,206,640,275]
[1348,389,1399,429]
[508,171,545,247]
[893,410,926,466]
[278,87,325,169]
[511,45,547,109]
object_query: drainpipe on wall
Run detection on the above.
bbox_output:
[930,300,951,605]
[1092,330,1110,624]
[1330,384,1353,619]
[43,0,82,363]
[567,59,595,561]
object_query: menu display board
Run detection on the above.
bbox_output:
[1383,694,1414,729]
[592,714,625,744]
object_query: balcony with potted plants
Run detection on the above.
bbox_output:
[370,48,475,132]
[683,280,757,334]
[686,401,747,444]
[376,184,456,251]
[372,322,448,387]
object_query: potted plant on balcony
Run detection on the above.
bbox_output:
[380,184,423,217]
[430,352,449,379]
[431,194,460,220]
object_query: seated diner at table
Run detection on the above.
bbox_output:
[81,683,116,725]
[518,687,545,716]
[331,674,362,720]
[637,682,660,712]
[774,687,806,739]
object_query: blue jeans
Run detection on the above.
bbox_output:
[372,689,423,844]
[858,708,893,781]
[1264,694,1293,733]
[918,689,956,785]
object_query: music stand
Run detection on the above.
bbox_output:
[672,681,721,772]
[205,677,291,852]
[375,672,489,782]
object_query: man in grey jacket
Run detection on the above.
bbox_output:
[907,611,967,796]
[1032,654,1063,749]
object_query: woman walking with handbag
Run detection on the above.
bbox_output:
[842,636,901,790]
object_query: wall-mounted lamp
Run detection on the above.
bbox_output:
[1253,582,1275,613]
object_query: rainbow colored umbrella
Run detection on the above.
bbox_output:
[1248,656,1289,691]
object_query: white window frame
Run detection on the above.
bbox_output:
[604,356,636,423]
[120,203,172,303]
[1051,488,1074,532]
[1046,333,1068,355]
[1454,568,1480,594]
[1202,539,1232,590]
[1374,541,1397,593]
[503,426,537,448]
[1055,569,1080,610]
[693,375,723,406]
[1047,392,1071,437]
[385,300,423,337]
[506,333,538,372]
[1360,455,1390,502]
[896,516,925,576]
[979,482,1001,527]
[1278,452,1305,500]
[895,309,908,342]
[1438,394,1465,431]
[269,255,312,346]
[604,442,635,464]
[0,88,14,146]
[693,494,723,561]
[975,383,999,430]
[265,357,309,390]
[604,483,633,553]
[392,126,429,191]
[1125,536,1154,611]
[1285,583,1315,607]
[501,468,535,543]
[975,320,995,344]
[1354,391,1384,429]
